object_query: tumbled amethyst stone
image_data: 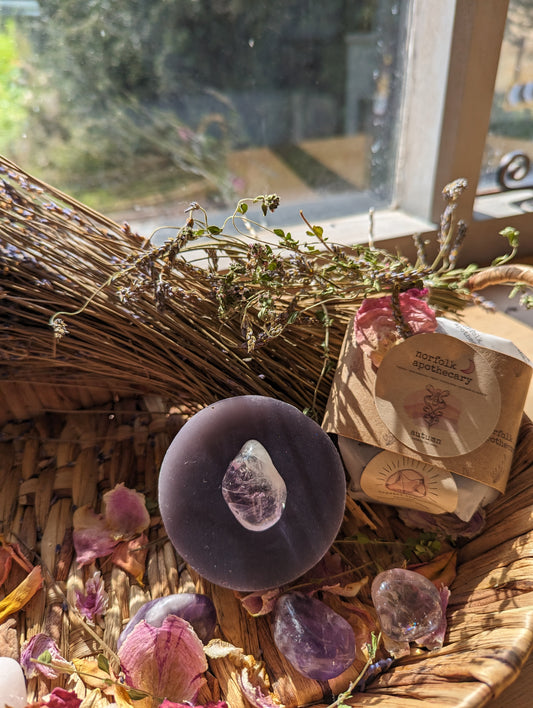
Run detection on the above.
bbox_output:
[222,439,287,531]
[273,592,356,681]
[371,568,443,642]
[117,593,217,650]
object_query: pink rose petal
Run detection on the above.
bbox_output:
[21,633,71,679]
[118,615,207,702]
[103,483,150,539]
[72,506,117,567]
[355,288,437,366]
[42,688,82,708]
[75,571,109,623]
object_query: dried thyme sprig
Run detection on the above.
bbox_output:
[4,154,531,420]
[327,632,384,707]
[431,177,468,272]
[54,194,427,357]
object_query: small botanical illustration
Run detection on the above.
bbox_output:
[423,384,450,428]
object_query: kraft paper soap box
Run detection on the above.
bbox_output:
[322,318,532,521]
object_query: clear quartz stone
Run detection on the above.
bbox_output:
[222,439,287,531]
[371,567,443,641]
[0,657,27,708]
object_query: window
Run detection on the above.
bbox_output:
[383,0,533,267]
[478,0,533,210]
[0,1,408,232]
[1,0,532,262]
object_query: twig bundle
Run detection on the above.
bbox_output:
[1,157,531,426]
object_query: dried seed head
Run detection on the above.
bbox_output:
[51,318,69,339]
[442,178,468,202]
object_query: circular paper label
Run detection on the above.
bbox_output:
[374,333,501,457]
[360,450,458,513]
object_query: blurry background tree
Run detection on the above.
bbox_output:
[0,0,380,208]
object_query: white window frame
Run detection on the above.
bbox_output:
[319,0,533,268]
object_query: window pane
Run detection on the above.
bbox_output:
[479,0,533,197]
[1,1,407,232]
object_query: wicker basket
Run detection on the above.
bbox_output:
[3,156,533,706]
[1,396,533,706]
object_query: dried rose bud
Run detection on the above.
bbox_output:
[354,288,437,367]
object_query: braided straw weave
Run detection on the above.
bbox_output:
[0,398,532,706]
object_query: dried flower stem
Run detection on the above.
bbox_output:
[1,159,531,421]
[326,632,383,707]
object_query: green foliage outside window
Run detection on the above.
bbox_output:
[3,0,379,207]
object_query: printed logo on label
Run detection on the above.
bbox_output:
[360,450,458,513]
[375,333,501,457]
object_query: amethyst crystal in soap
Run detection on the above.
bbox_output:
[117,593,217,649]
[222,439,287,531]
[273,592,356,681]
[371,567,443,641]
[158,396,346,591]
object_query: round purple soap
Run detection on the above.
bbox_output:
[158,396,346,591]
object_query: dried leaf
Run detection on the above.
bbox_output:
[203,638,239,661]
[111,684,135,708]
[238,665,284,708]
[111,534,148,585]
[118,615,207,703]
[0,536,33,586]
[0,617,19,659]
[72,658,115,690]
[409,550,457,589]
[103,483,150,539]
[204,640,284,708]
[321,577,369,597]
[160,702,228,708]
[0,565,43,623]
[398,507,486,540]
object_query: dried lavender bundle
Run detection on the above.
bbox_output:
[0,157,530,421]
